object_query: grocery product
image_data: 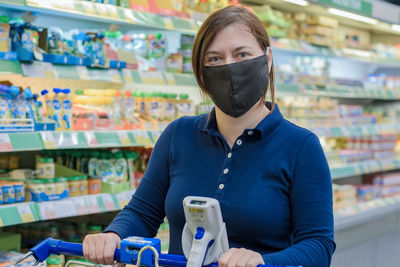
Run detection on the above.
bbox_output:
[1,182,15,204]
[36,157,55,179]
[88,178,101,194]
[68,176,80,197]
[78,176,88,195]
[62,88,73,130]
[52,88,63,129]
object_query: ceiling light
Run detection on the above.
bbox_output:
[328,8,378,25]
[282,0,309,6]
[392,24,400,32]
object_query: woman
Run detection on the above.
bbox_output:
[83,6,335,267]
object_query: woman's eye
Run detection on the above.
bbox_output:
[238,52,249,58]
[208,57,220,62]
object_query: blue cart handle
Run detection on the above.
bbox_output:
[29,238,300,267]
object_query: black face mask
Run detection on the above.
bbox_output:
[203,52,270,118]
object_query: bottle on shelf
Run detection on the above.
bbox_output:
[62,88,72,130]
[52,88,63,130]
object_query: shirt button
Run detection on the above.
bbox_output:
[227,152,232,158]
[223,168,229,174]
[236,139,242,146]
[219,184,224,190]
[248,131,253,135]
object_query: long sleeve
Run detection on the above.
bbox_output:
[104,120,177,239]
[262,134,336,267]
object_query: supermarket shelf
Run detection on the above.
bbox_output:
[335,195,400,231]
[0,130,161,152]
[0,59,197,87]
[0,191,133,227]
[331,156,400,180]
[277,83,400,100]
[273,46,400,69]
[0,0,199,34]
[312,123,399,138]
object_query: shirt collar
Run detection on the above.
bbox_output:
[199,102,284,139]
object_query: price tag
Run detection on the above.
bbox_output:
[38,202,56,220]
[54,199,77,218]
[72,196,89,215]
[77,66,90,80]
[95,3,109,17]
[106,4,119,18]
[118,131,131,146]
[139,72,151,84]
[54,132,79,148]
[150,130,161,143]
[84,131,98,146]
[102,194,117,211]
[0,218,3,227]
[81,1,96,14]
[43,62,58,78]
[109,69,122,83]
[122,69,134,83]
[86,195,101,213]
[0,133,12,152]
[123,9,137,23]
[40,132,56,149]
[189,20,197,30]
[163,17,174,30]
[115,191,132,208]
[152,72,165,84]
[133,130,152,146]
[17,203,35,223]
[164,73,176,85]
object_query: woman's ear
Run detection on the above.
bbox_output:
[267,48,273,74]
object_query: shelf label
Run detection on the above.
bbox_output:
[108,69,122,83]
[317,0,372,17]
[115,191,132,208]
[72,196,89,215]
[22,62,58,79]
[94,3,109,17]
[54,132,79,148]
[164,73,176,85]
[123,9,137,23]
[118,131,131,146]
[84,131,98,146]
[77,66,90,80]
[40,132,56,149]
[86,195,101,213]
[106,4,119,19]
[102,194,117,211]
[17,203,35,223]
[0,133,12,152]
[133,130,152,146]
[0,218,3,227]
[38,201,56,220]
[163,17,174,30]
[122,69,134,83]
[81,1,96,14]
[150,130,161,143]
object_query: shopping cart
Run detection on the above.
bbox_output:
[12,237,302,267]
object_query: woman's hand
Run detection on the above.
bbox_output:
[82,232,122,265]
[219,248,265,267]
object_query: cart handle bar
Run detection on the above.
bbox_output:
[28,238,301,267]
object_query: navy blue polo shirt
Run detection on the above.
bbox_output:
[105,104,336,267]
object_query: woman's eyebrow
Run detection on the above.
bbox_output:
[233,46,252,52]
[205,50,221,56]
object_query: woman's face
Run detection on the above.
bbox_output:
[204,23,265,67]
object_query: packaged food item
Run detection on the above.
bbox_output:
[78,176,88,196]
[2,182,15,204]
[114,152,128,182]
[36,157,55,179]
[68,176,80,197]
[88,151,99,178]
[88,225,102,235]
[0,155,8,169]
[0,186,3,204]
[61,88,73,130]
[54,177,68,195]
[43,179,56,196]
[29,179,45,196]
[88,178,101,194]
[13,181,25,202]
[52,88,63,130]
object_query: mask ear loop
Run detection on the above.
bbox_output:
[266,47,270,56]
